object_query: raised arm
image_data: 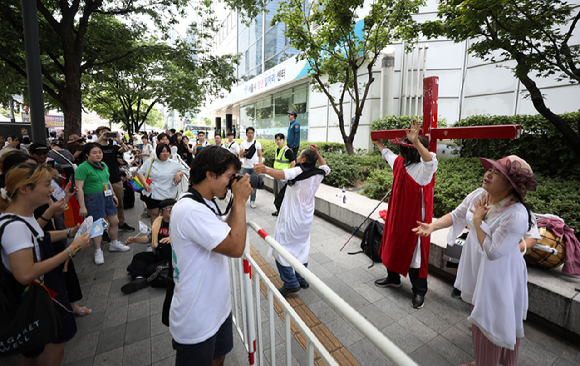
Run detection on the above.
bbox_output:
[406,119,432,162]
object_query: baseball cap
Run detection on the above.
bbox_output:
[29,143,49,154]
[287,110,297,117]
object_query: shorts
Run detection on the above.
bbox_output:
[85,191,117,220]
[142,195,163,210]
[172,313,233,366]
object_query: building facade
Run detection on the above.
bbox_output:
[204,0,580,150]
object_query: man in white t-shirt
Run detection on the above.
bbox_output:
[255,145,330,297]
[169,145,253,366]
[239,127,262,208]
[224,132,240,157]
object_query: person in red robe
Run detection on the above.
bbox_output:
[371,120,438,309]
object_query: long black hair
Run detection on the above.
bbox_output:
[400,135,430,167]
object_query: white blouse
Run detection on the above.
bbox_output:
[448,188,529,349]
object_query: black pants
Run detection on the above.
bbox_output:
[127,252,162,279]
[388,268,428,296]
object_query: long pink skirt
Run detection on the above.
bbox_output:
[472,324,520,366]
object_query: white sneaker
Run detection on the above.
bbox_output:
[109,240,131,252]
[94,249,104,265]
[146,245,153,253]
[250,201,256,209]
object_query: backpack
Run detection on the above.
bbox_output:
[348,220,383,268]
[273,165,326,212]
[123,180,135,209]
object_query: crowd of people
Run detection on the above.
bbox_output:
[0,111,540,366]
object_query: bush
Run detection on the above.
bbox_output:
[452,112,580,178]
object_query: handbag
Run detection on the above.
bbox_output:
[0,215,62,357]
[128,158,154,192]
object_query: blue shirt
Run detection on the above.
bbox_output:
[287,120,300,148]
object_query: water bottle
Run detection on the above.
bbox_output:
[342,188,346,204]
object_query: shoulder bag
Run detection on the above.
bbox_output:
[128,158,154,193]
[0,215,62,357]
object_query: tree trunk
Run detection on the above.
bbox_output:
[61,87,82,149]
[518,72,580,159]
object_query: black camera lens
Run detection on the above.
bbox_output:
[228,174,265,190]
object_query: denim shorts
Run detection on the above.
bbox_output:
[85,192,117,220]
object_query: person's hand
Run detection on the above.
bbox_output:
[310,144,319,153]
[469,195,490,223]
[125,236,135,245]
[231,173,253,203]
[112,196,119,207]
[159,236,171,244]
[6,140,19,148]
[144,183,151,192]
[79,207,88,217]
[65,183,77,202]
[68,232,91,253]
[114,132,121,144]
[412,221,433,237]
[70,224,80,237]
[50,198,68,214]
[254,163,266,174]
[174,172,182,184]
[371,139,380,145]
[405,119,421,145]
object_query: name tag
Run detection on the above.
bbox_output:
[103,183,113,197]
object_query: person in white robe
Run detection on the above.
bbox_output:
[254,144,330,297]
[413,155,537,366]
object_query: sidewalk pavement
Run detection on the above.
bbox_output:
[4,189,580,366]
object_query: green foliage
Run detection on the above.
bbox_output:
[452,112,580,178]
[422,0,580,159]
[272,0,424,154]
[184,131,195,138]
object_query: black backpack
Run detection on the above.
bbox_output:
[348,220,383,268]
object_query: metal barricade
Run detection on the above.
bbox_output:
[228,220,418,366]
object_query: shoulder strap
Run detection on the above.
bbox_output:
[288,167,326,186]
[146,158,154,179]
[183,190,223,217]
[0,215,41,274]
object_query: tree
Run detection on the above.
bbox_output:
[422,0,580,159]
[273,0,423,155]
[83,15,238,135]
[0,0,246,143]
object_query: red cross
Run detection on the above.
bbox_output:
[371,77,522,152]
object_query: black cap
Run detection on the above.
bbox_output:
[287,110,297,117]
[29,143,49,154]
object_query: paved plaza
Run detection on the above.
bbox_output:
[3,189,580,366]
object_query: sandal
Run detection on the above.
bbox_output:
[74,306,92,317]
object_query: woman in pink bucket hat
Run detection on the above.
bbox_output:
[414,155,537,366]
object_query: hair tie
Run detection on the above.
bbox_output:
[0,187,10,200]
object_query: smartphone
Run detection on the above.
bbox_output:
[106,132,117,138]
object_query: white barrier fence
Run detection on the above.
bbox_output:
[228,220,418,366]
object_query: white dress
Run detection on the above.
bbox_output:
[448,188,529,349]
[273,165,331,266]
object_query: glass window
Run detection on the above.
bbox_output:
[239,26,249,53]
[255,38,263,71]
[256,97,272,136]
[265,1,280,31]
[240,103,256,138]
[249,14,263,46]
[264,23,286,60]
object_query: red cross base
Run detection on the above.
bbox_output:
[370,77,523,153]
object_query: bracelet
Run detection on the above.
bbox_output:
[40,216,50,222]
[67,228,72,238]
[65,247,74,260]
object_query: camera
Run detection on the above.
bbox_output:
[228,173,264,190]
[106,132,117,138]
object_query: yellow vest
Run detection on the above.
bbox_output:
[274,146,291,169]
